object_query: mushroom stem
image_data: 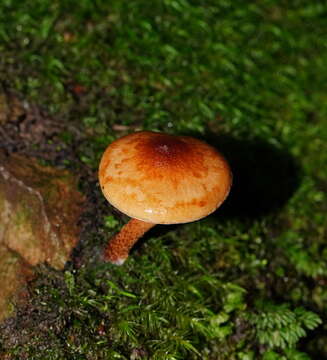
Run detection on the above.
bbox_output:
[104,218,155,265]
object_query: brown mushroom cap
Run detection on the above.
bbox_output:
[99,131,232,224]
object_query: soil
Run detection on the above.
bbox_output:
[0,86,110,351]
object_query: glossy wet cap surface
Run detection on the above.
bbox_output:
[99,131,232,224]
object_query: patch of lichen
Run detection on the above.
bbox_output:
[0,0,327,359]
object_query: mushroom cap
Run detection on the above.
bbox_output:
[99,131,232,224]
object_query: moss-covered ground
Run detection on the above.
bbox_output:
[0,1,326,359]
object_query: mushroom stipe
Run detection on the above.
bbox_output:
[104,219,154,264]
[99,131,232,265]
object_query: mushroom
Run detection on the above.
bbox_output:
[98,131,232,265]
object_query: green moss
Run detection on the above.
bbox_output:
[0,0,326,359]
